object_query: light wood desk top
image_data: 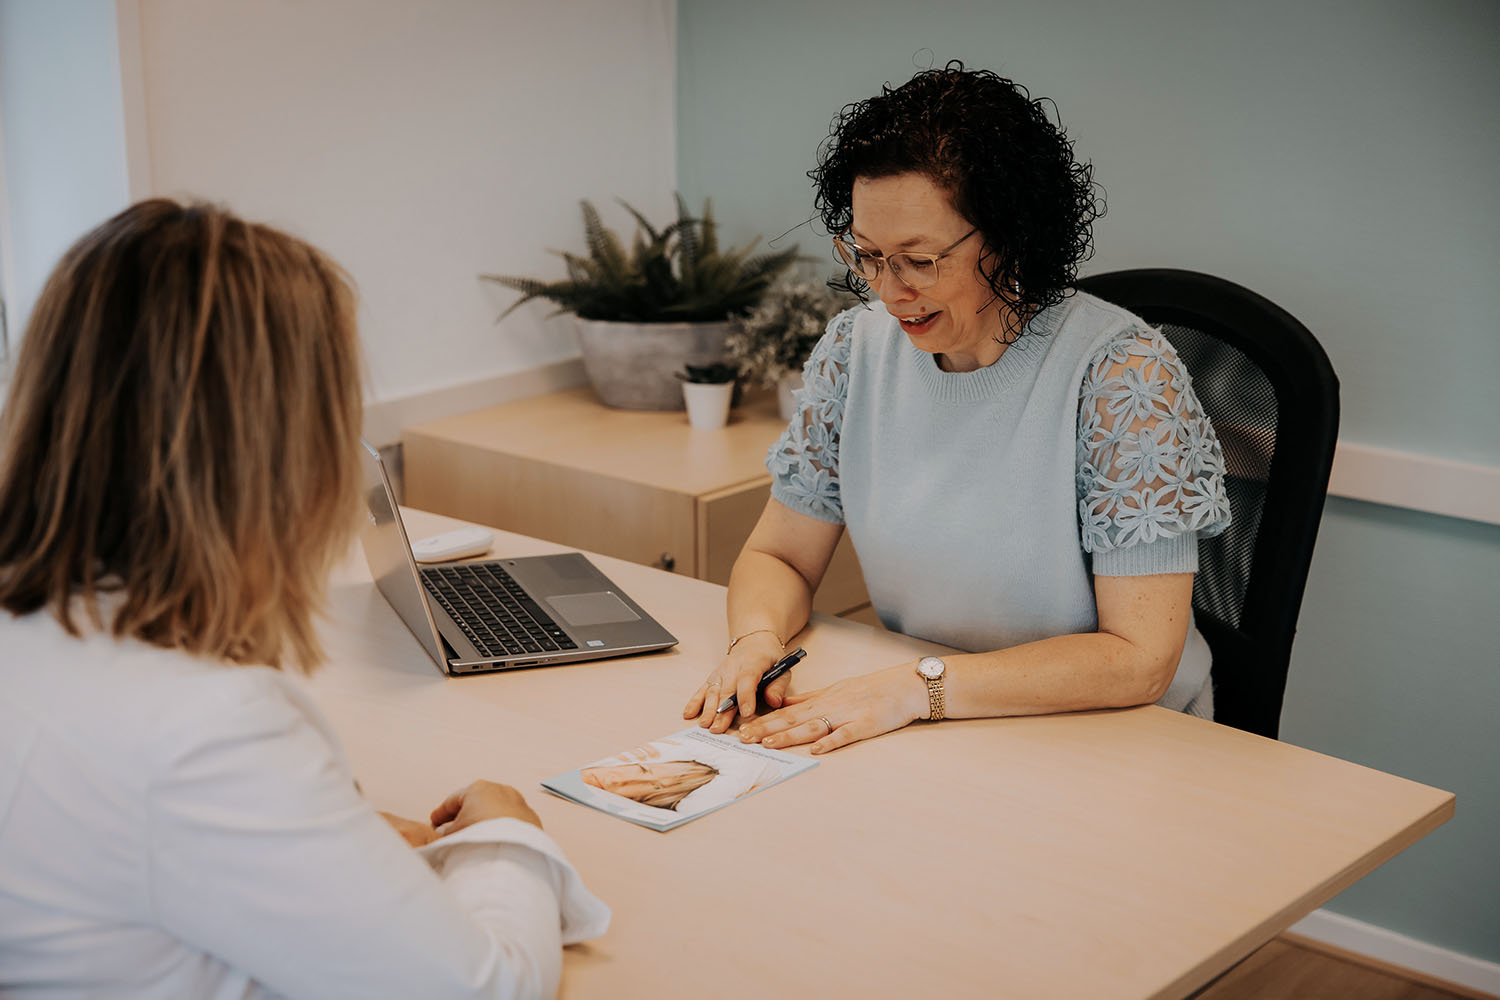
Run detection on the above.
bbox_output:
[313,507,1453,1000]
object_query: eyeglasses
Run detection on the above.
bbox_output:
[832,228,978,290]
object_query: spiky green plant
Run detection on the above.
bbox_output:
[482,196,799,324]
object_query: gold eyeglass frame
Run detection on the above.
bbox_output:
[833,228,979,290]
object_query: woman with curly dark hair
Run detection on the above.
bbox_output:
[683,64,1232,752]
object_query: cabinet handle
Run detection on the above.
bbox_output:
[656,553,676,572]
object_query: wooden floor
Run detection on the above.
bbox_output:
[1198,935,1490,1000]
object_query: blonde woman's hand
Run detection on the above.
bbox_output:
[682,631,790,734]
[379,811,437,847]
[429,780,541,837]
[739,662,927,754]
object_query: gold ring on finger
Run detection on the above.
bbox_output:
[819,716,833,733]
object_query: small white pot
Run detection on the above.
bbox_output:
[682,381,734,429]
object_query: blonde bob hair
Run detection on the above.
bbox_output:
[580,760,721,811]
[635,761,719,810]
[0,199,363,671]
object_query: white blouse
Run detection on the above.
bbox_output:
[0,607,609,999]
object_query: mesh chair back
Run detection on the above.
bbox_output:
[1075,270,1339,738]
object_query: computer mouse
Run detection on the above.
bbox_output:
[410,526,494,563]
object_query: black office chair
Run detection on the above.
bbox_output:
[1074,269,1339,739]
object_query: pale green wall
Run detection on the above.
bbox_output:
[678,0,1500,962]
[1281,497,1499,959]
[0,0,131,339]
[678,0,1500,465]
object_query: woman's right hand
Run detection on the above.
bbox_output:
[682,630,792,734]
[429,780,541,837]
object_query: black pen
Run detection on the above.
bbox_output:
[717,647,807,714]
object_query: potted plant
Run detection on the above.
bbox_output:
[483,197,798,411]
[723,275,857,420]
[675,363,738,429]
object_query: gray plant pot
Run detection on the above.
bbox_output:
[576,319,733,411]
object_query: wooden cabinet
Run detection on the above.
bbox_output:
[402,388,871,617]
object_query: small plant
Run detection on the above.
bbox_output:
[483,197,799,324]
[674,362,739,384]
[724,276,857,388]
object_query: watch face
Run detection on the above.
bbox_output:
[917,656,945,680]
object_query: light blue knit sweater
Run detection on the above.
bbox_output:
[767,293,1231,714]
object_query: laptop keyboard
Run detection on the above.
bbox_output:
[420,563,578,659]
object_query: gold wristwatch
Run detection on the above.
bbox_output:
[916,656,947,721]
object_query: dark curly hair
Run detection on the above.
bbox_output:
[810,61,1104,341]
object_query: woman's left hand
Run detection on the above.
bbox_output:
[379,811,437,847]
[739,662,928,754]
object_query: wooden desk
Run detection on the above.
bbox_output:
[313,507,1453,1000]
[401,387,872,618]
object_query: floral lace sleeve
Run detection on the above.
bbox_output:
[1076,326,1232,555]
[765,309,856,524]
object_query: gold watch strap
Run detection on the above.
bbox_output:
[926,675,945,721]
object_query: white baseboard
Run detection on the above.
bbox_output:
[1290,908,1500,996]
[361,357,587,447]
[1329,441,1500,527]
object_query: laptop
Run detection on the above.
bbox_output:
[358,442,677,675]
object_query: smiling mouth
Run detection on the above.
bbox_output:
[898,312,940,332]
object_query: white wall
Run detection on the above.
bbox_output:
[0,0,132,342]
[128,0,677,408]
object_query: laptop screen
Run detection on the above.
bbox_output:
[357,441,449,667]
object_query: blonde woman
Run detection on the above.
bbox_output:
[0,200,607,999]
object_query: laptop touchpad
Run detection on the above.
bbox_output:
[547,592,641,626]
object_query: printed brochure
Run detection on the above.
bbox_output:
[541,728,818,831]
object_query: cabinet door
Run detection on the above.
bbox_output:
[697,481,869,615]
[405,432,697,576]
[818,533,870,618]
[696,482,771,587]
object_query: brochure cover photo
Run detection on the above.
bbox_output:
[542,728,819,831]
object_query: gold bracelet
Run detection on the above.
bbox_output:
[725,628,784,656]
